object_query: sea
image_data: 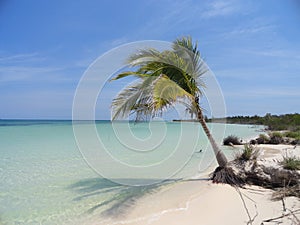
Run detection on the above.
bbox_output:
[0,120,264,224]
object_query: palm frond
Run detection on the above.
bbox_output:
[127,48,163,67]
[110,71,149,81]
[111,78,154,120]
[172,36,208,87]
[152,75,194,110]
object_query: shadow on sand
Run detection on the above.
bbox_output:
[69,178,177,218]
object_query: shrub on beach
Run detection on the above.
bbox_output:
[223,135,242,146]
[285,131,300,139]
[234,144,259,162]
[280,156,300,170]
[268,132,284,144]
[255,132,299,145]
[271,131,283,138]
[256,134,270,144]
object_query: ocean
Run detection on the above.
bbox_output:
[0,120,264,224]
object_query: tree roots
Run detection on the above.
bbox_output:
[211,166,245,187]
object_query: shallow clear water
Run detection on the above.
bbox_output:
[0,120,264,224]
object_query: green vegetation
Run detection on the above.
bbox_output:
[251,131,299,145]
[256,134,270,144]
[280,156,300,170]
[270,131,283,138]
[213,113,300,145]
[268,132,284,145]
[235,144,259,161]
[223,135,241,145]
[285,131,300,139]
[209,113,300,131]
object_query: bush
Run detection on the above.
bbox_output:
[256,134,269,144]
[269,136,283,144]
[223,135,242,146]
[285,131,300,139]
[268,132,284,144]
[271,131,283,138]
[235,144,259,161]
[280,156,300,170]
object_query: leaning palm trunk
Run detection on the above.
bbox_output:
[195,103,244,185]
[197,108,228,167]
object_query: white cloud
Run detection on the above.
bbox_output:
[0,65,64,82]
[227,24,275,36]
[0,52,45,64]
[244,49,300,59]
[0,52,83,83]
[201,0,240,18]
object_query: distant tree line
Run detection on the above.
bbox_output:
[207,113,300,131]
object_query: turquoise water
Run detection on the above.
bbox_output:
[0,120,264,224]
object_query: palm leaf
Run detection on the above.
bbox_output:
[152,75,194,110]
[111,78,154,120]
[110,71,150,81]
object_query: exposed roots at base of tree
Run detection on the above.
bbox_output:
[211,166,245,187]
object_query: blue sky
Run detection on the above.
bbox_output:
[0,0,299,119]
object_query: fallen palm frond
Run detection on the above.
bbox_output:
[272,184,300,200]
[261,209,300,224]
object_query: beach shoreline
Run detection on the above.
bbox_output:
[103,144,300,225]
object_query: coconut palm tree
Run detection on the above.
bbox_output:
[111,36,240,184]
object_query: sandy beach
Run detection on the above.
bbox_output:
[107,144,300,225]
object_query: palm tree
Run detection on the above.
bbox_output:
[111,36,240,184]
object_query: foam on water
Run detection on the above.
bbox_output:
[0,120,264,224]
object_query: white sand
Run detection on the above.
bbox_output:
[104,145,300,225]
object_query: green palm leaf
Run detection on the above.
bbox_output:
[152,74,194,110]
[111,78,154,120]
